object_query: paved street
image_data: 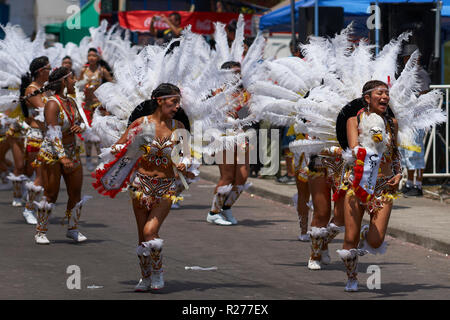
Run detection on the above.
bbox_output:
[0,167,449,300]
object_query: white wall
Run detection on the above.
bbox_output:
[6,0,35,36]
[5,0,81,36]
[35,0,80,29]
[264,33,292,60]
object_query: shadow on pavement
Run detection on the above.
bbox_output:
[273,261,410,271]
[50,239,108,245]
[234,219,293,227]
[187,219,293,228]
[117,280,268,294]
[392,205,411,210]
[174,204,211,210]
[269,238,344,244]
[317,281,450,298]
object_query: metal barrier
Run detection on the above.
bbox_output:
[423,85,449,178]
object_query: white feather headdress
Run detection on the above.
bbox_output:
[247,24,445,157]
[94,27,241,156]
[0,24,47,111]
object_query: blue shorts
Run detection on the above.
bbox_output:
[400,129,425,170]
[282,126,295,149]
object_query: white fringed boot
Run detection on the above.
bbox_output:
[307,227,329,270]
[207,184,233,226]
[320,222,346,264]
[149,238,164,290]
[65,196,91,242]
[8,173,28,207]
[34,198,54,244]
[222,183,252,225]
[135,244,152,292]
[337,248,359,292]
[293,193,311,242]
[22,182,43,224]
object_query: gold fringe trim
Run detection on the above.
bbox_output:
[61,209,72,226]
[27,140,42,149]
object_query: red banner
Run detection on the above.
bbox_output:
[118,11,254,35]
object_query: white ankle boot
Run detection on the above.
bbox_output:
[307,227,328,270]
[23,208,37,225]
[64,196,91,243]
[222,208,237,225]
[34,199,53,245]
[337,249,359,292]
[135,245,152,292]
[35,232,50,245]
[23,182,43,224]
[149,239,164,290]
[8,173,27,206]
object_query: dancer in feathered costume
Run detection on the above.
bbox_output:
[18,56,51,225]
[74,21,137,171]
[336,65,444,291]
[248,23,444,288]
[92,28,240,291]
[206,15,265,226]
[78,47,113,171]
[33,67,90,244]
[245,27,357,271]
[0,24,49,223]
[0,109,14,190]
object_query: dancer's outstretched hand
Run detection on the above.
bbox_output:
[61,157,74,172]
[70,125,83,134]
[387,174,402,189]
[176,163,186,174]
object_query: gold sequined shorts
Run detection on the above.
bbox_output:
[33,141,81,168]
[129,172,178,211]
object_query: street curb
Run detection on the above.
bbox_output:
[199,170,450,255]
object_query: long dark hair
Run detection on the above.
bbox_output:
[46,67,72,92]
[18,67,72,116]
[127,83,181,127]
[87,48,113,79]
[19,56,49,117]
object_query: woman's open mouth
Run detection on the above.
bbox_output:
[378,101,388,109]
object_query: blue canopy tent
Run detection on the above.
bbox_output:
[260,0,450,82]
[259,0,450,31]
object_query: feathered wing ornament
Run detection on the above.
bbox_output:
[92,28,242,195]
[389,50,446,146]
[0,24,47,114]
[245,26,355,158]
[247,26,445,161]
[92,122,156,198]
[193,15,268,151]
[60,20,138,80]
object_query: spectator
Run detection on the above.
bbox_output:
[399,44,431,197]
[216,1,224,12]
[243,37,255,57]
[289,39,304,59]
[149,12,183,45]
